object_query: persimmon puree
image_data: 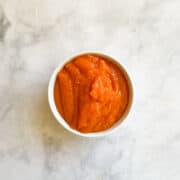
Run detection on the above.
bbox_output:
[54,54,129,133]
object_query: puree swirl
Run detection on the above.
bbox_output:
[54,54,129,133]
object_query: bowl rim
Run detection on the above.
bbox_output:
[48,52,134,137]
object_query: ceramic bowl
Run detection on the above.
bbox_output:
[48,52,133,137]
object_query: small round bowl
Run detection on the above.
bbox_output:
[48,52,133,137]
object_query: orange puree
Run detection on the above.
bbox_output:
[54,54,129,133]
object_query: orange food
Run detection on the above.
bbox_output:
[54,54,129,133]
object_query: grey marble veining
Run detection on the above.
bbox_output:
[0,0,180,179]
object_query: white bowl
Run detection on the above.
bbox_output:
[48,52,133,137]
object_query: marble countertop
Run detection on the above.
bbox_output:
[0,0,180,179]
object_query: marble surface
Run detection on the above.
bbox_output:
[0,0,180,179]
